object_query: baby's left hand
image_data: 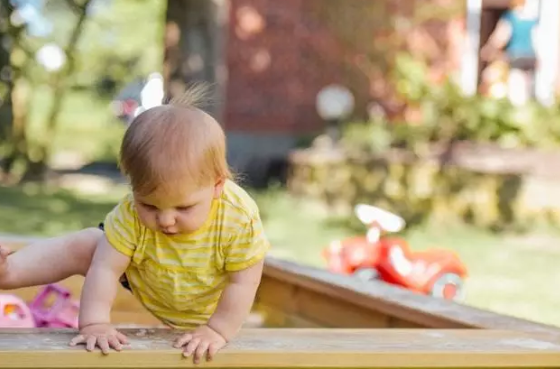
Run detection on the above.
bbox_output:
[173,325,227,363]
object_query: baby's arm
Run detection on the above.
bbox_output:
[176,259,264,363]
[208,214,269,340]
[79,234,131,328]
[207,259,264,340]
[175,214,269,362]
[70,235,131,354]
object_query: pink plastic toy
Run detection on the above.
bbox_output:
[0,294,36,328]
[27,284,80,328]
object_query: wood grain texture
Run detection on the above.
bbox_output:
[4,237,559,333]
[259,258,560,333]
[1,328,560,368]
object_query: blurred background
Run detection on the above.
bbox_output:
[0,0,559,326]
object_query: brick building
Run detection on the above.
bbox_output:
[163,0,559,185]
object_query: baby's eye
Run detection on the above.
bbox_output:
[142,203,157,211]
[176,206,192,212]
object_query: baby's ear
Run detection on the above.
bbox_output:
[213,177,226,198]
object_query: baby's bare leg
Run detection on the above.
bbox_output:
[0,227,102,290]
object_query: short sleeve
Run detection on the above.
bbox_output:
[224,215,270,272]
[103,196,140,258]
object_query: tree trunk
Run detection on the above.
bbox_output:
[2,79,30,177]
[0,0,29,180]
[0,4,12,145]
[163,0,228,120]
[0,0,14,175]
[21,0,91,181]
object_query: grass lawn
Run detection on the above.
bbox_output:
[1,181,558,328]
[253,187,560,328]
[0,182,127,236]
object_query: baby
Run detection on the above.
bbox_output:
[0,84,270,363]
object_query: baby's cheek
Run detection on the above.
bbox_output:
[179,213,205,232]
[137,210,155,229]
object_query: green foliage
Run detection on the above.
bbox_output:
[341,119,393,154]
[396,53,560,148]
[74,0,165,91]
[26,89,125,164]
[0,0,165,180]
[9,0,162,98]
[25,0,165,94]
[317,54,560,234]
[343,53,560,153]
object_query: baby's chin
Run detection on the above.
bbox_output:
[150,225,202,236]
[140,220,204,236]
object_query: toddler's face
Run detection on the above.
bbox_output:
[133,180,224,235]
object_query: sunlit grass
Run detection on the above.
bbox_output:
[0,182,127,236]
[250,188,560,328]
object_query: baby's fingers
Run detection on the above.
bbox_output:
[183,338,201,358]
[108,336,124,352]
[69,335,86,347]
[97,337,111,355]
[173,333,193,348]
[116,331,129,345]
[86,336,98,352]
[207,342,222,361]
[193,341,210,364]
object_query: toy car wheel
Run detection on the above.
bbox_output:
[353,267,380,282]
[430,273,465,301]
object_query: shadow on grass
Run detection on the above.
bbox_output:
[0,184,121,237]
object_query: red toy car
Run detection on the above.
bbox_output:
[323,204,468,301]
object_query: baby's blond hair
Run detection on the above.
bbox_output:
[120,83,232,196]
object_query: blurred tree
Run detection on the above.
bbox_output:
[0,0,30,179]
[164,0,226,118]
[0,1,14,150]
[22,0,92,180]
[0,0,164,182]
[0,0,92,181]
[75,0,164,93]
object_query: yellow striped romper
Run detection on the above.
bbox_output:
[102,180,270,329]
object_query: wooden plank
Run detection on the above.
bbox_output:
[1,328,560,368]
[255,274,420,328]
[254,305,323,328]
[4,236,559,332]
[260,258,560,333]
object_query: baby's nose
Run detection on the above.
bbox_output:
[157,212,176,228]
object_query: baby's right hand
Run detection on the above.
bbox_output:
[69,323,129,355]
